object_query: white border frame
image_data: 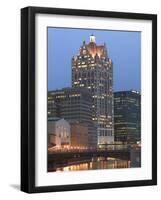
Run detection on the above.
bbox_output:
[35,14,152,187]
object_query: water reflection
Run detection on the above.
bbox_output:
[55,157,131,172]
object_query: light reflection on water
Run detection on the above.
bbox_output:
[56,157,131,172]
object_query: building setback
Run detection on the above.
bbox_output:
[48,87,97,147]
[114,90,141,143]
[72,35,114,146]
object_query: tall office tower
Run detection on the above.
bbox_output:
[48,87,97,147]
[72,35,114,146]
[114,90,141,144]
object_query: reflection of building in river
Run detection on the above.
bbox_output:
[48,118,70,147]
[114,90,141,143]
[56,157,131,172]
[130,148,141,167]
[48,87,97,148]
[70,122,88,148]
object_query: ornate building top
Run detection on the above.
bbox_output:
[79,35,107,58]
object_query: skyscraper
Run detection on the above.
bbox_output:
[114,90,141,143]
[72,35,114,146]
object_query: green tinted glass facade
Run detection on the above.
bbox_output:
[114,91,141,143]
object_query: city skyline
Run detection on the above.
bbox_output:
[47,30,141,172]
[48,27,141,92]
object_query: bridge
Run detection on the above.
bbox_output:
[48,148,130,159]
[48,147,132,170]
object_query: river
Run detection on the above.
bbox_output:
[49,157,131,172]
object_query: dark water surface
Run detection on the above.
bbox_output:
[50,157,131,172]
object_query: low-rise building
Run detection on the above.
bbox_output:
[48,118,70,147]
[70,122,88,148]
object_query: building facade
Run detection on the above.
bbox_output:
[48,87,97,147]
[48,118,70,147]
[114,90,141,143]
[70,122,88,148]
[72,35,114,146]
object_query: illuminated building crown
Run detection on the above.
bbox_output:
[87,35,107,58]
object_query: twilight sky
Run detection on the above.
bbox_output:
[48,27,141,92]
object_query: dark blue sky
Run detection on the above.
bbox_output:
[48,27,141,92]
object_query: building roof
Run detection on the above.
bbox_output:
[48,87,91,96]
[80,35,107,58]
[48,117,61,122]
[114,90,141,95]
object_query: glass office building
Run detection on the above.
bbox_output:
[114,90,141,144]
